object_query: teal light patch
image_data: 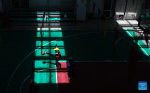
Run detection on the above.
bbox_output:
[51,41,64,46]
[126,31,133,37]
[50,60,57,83]
[35,49,50,56]
[51,49,66,56]
[37,32,49,37]
[36,41,49,47]
[34,60,50,68]
[50,32,63,37]
[36,18,61,20]
[133,40,146,46]
[141,48,150,56]
[126,29,150,56]
[51,60,67,63]
[49,18,61,20]
[125,29,134,37]
[37,18,45,20]
[37,17,73,21]
[34,72,50,83]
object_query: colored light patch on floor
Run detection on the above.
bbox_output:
[50,60,57,83]
[133,40,146,46]
[37,32,49,37]
[37,28,49,31]
[51,41,64,46]
[126,29,150,56]
[50,32,63,37]
[51,60,67,63]
[140,48,150,56]
[36,18,74,20]
[34,60,50,68]
[125,29,134,37]
[36,41,49,47]
[37,18,61,20]
[57,62,70,83]
[35,49,50,56]
[51,49,66,56]
[34,72,50,83]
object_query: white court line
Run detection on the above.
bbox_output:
[7,31,101,93]
[20,67,56,93]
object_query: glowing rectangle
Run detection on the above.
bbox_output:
[122,27,135,29]
[116,12,124,15]
[51,49,66,56]
[49,18,61,20]
[127,20,138,25]
[50,60,57,83]
[37,18,46,20]
[34,60,50,68]
[128,12,136,14]
[37,32,49,37]
[37,28,49,31]
[50,32,63,37]
[57,62,70,83]
[127,29,135,36]
[35,49,50,56]
[133,40,146,46]
[34,72,50,83]
[51,41,64,46]
[141,48,150,56]
[51,60,67,63]
[36,41,49,47]
[125,28,150,56]
[50,28,61,31]
[116,20,129,24]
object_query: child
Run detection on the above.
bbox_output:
[42,45,61,68]
[67,57,75,79]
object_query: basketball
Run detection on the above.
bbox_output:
[41,51,45,55]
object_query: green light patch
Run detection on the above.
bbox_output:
[49,18,61,20]
[34,72,50,83]
[34,60,50,68]
[37,18,61,20]
[50,60,57,83]
[51,49,66,56]
[37,32,49,37]
[140,48,150,56]
[50,32,63,37]
[36,41,49,47]
[35,49,50,56]
[133,40,146,46]
[125,29,134,37]
[51,41,64,46]
[51,60,67,63]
